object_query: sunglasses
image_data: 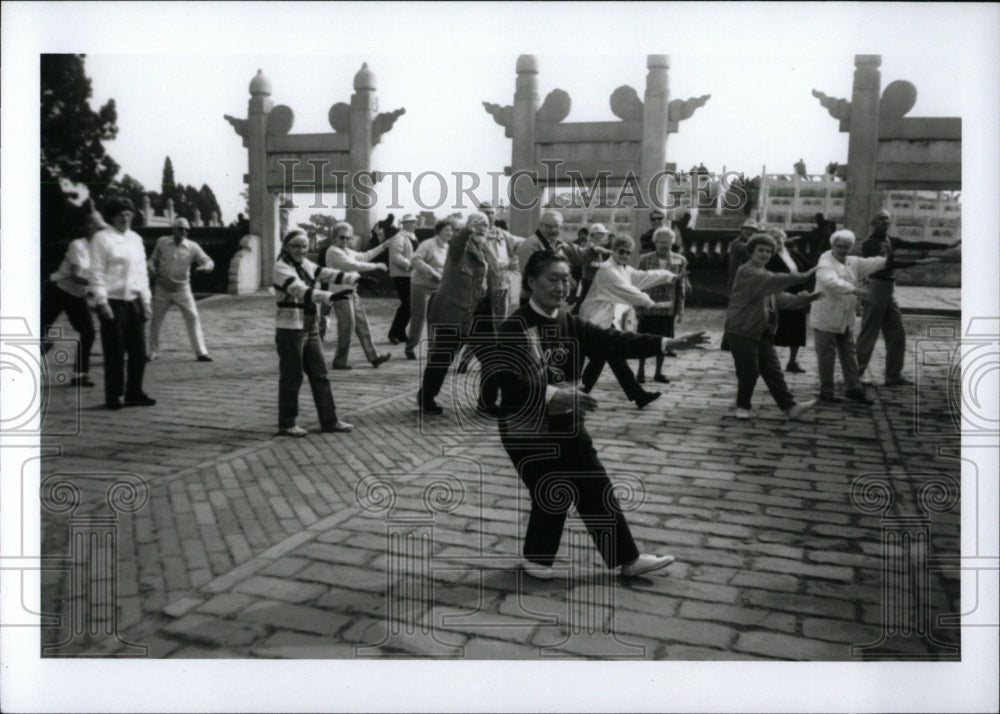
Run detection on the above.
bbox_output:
[616,249,632,255]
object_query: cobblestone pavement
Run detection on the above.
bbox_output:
[35,291,963,660]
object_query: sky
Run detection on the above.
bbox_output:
[2,3,1000,713]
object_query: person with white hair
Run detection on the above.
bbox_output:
[810,229,890,405]
[579,234,675,409]
[320,221,391,369]
[514,209,611,307]
[147,216,215,362]
[418,212,498,415]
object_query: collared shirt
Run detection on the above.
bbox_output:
[89,227,152,307]
[150,236,214,291]
[50,237,91,298]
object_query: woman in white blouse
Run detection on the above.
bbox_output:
[578,234,676,409]
[406,219,454,359]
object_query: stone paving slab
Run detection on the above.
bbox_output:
[36,293,963,660]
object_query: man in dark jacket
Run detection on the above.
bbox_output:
[856,209,958,386]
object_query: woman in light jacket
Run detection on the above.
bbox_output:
[273,230,360,437]
[407,218,454,359]
[578,234,675,409]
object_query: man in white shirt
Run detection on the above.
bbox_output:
[89,197,155,409]
[147,217,215,362]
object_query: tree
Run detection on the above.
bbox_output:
[296,214,340,250]
[161,156,175,196]
[197,184,222,226]
[41,54,120,276]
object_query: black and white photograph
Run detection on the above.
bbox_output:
[1,2,998,712]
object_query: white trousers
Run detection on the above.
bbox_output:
[149,284,207,356]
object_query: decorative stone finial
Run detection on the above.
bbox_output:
[647,54,669,69]
[249,69,271,96]
[354,63,376,91]
[516,55,538,74]
[855,54,882,68]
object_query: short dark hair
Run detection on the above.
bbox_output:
[434,219,452,234]
[746,233,776,255]
[523,250,569,282]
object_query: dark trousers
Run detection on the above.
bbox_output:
[41,282,95,374]
[388,277,411,341]
[421,295,499,406]
[581,354,643,401]
[276,316,338,430]
[98,298,147,404]
[502,435,640,569]
[726,331,795,410]
[856,279,905,380]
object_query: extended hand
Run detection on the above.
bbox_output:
[806,290,824,302]
[375,264,388,272]
[803,265,820,277]
[345,272,362,284]
[671,331,710,350]
[549,386,598,414]
[98,303,114,321]
[854,286,870,299]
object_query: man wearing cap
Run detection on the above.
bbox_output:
[89,197,155,409]
[570,223,611,315]
[727,218,760,294]
[147,217,215,362]
[639,209,667,255]
[514,210,611,307]
[386,214,419,344]
[856,209,957,386]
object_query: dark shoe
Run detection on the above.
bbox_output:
[388,335,401,345]
[634,390,662,409]
[405,349,417,360]
[70,376,95,387]
[418,391,443,415]
[105,400,124,410]
[818,393,842,403]
[371,353,391,368]
[197,354,213,362]
[664,350,678,358]
[884,376,914,386]
[124,393,156,407]
[332,362,352,370]
[845,388,874,406]
[653,374,670,384]
[636,372,646,384]
[785,362,805,373]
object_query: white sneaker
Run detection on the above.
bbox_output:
[785,398,817,420]
[621,553,676,577]
[521,559,555,580]
[735,408,751,420]
[147,351,159,362]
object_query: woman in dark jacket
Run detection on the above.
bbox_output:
[764,227,813,373]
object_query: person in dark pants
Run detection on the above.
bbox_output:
[89,197,155,409]
[764,227,813,373]
[386,214,419,344]
[418,212,502,415]
[724,233,822,420]
[273,230,360,437]
[856,209,956,386]
[41,203,105,387]
[497,250,709,580]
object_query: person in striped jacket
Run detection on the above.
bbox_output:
[273,230,360,437]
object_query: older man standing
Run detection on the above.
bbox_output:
[638,208,667,255]
[514,209,610,307]
[856,209,956,386]
[386,214,420,344]
[147,217,215,362]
